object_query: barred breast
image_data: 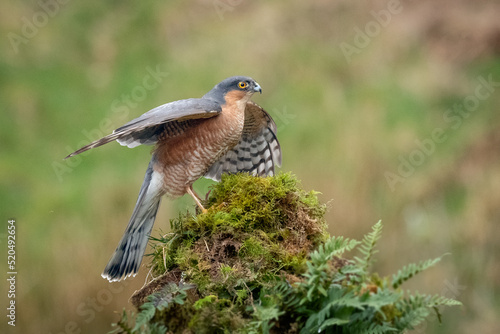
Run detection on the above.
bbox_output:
[153,107,245,198]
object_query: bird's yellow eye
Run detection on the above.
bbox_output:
[238,81,248,89]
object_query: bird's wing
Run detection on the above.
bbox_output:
[65,98,221,159]
[205,101,282,181]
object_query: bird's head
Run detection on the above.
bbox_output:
[203,76,262,105]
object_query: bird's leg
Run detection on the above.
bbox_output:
[186,185,207,213]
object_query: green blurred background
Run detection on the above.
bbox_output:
[2,0,500,333]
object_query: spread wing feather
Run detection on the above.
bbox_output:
[205,101,282,181]
[64,98,221,159]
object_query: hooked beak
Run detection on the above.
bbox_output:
[253,82,262,94]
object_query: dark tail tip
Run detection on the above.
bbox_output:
[101,253,140,282]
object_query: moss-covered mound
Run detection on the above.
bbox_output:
[150,172,327,296]
[112,173,460,334]
[129,173,328,331]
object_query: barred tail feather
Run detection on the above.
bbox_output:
[101,158,163,282]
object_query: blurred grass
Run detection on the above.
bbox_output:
[1,0,500,333]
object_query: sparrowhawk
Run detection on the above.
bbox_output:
[65,76,282,281]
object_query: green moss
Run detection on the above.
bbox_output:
[241,235,267,255]
[193,295,217,310]
[149,173,327,294]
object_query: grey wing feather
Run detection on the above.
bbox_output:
[205,101,282,181]
[65,98,221,159]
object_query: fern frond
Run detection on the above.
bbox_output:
[425,294,462,307]
[360,289,402,315]
[309,236,359,263]
[133,301,156,332]
[147,323,169,334]
[302,289,354,332]
[109,309,134,334]
[304,288,402,333]
[426,294,462,325]
[319,317,351,331]
[391,256,444,289]
[394,306,429,330]
[346,321,398,334]
[301,236,359,301]
[249,304,283,334]
[394,294,432,330]
[354,220,383,279]
[132,282,192,332]
[394,292,461,330]
[332,264,363,285]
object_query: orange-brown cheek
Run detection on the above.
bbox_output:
[224,90,248,106]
